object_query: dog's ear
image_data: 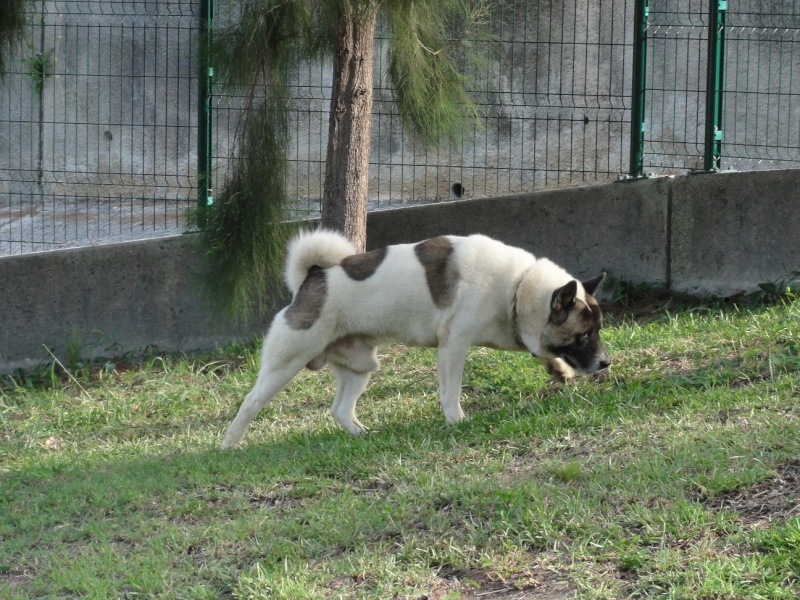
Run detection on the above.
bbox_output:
[551,280,578,314]
[550,281,578,324]
[582,273,607,296]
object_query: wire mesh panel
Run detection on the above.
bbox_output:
[212,0,635,219]
[3,1,799,255]
[0,0,199,255]
[723,1,800,169]
[643,0,800,174]
[367,0,634,207]
[644,0,710,172]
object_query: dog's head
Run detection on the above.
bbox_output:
[537,274,610,373]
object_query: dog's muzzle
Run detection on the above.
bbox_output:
[562,353,611,373]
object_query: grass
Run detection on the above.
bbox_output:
[1,296,799,599]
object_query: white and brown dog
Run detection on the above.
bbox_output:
[221,229,610,447]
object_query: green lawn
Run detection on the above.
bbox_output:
[2,297,799,599]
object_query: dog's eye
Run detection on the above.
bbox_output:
[577,331,592,345]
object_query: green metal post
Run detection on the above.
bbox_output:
[197,0,213,219]
[704,0,726,171]
[629,0,649,178]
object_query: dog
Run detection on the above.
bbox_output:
[221,229,610,447]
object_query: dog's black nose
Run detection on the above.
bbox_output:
[599,358,611,370]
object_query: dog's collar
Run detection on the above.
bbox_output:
[512,277,534,355]
[512,294,524,349]
[511,271,536,356]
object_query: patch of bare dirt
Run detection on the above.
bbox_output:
[705,462,800,525]
[428,563,573,600]
[0,564,35,587]
[457,582,572,600]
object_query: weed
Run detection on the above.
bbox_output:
[547,460,586,483]
[22,45,51,94]
[746,270,800,305]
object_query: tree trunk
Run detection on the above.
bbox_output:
[321,5,378,254]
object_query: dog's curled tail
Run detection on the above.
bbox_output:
[284,228,357,294]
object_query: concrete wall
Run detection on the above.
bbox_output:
[0,235,275,373]
[2,168,799,374]
[671,170,800,294]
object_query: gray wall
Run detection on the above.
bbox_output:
[2,168,799,374]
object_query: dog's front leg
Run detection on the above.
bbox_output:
[436,340,470,424]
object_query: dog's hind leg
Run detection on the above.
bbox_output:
[221,320,329,448]
[329,364,372,435]
[220,354,309,448]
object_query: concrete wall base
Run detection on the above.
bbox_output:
[2,169,799,374]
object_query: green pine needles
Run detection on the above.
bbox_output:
[385,0,492,145]
[194,0,314,322]
[0,0,28,76]
[197,99,298,322]
[199,0,494,321]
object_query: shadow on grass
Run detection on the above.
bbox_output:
[3,365,799,598]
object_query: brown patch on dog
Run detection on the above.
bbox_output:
[547,298,602,344]
[414,236,459,308]
[341,247,387,281]
[285,266,327,330]
[548,281,577,325]
[550,279,604,328]
[582,273,606,296]
[585,294,603,325]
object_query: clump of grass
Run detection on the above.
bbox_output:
[746,269,800,305]
[547,460,586,483]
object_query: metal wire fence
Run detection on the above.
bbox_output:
[0,0,200,255]
[723,2,800,168]
[640,0,800,173]
[210,0,634,218]
[1,0,799,255]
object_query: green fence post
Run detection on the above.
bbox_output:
[704,0,726,171]
[629,0,649,178]
[197,0,213,222]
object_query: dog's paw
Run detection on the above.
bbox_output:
[220,430,243,449]
[334,415,369,435]
[543,358,575,383]
[550,371,575,384]
[443,406,466,424]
